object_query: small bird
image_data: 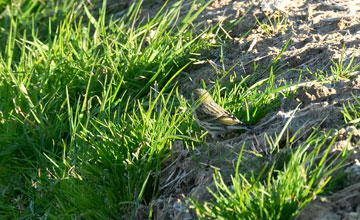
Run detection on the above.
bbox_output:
[192,88,252,138]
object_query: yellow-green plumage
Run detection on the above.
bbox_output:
[192,88,252,138]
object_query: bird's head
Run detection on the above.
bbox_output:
[192,88,213,104]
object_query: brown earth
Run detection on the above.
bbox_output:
[103,0,360,219]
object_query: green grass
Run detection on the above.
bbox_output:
[342,93,360,126]
[191,127,349,220]
[0,0,213,218]
[308,45,360,82]
[254,10,288,36]
[200,38,294,125]
[0,0,355,219]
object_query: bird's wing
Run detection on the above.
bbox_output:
[196,102,241,126]
[214,111,242,126]
[195,103,220,121]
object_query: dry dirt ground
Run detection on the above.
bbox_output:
[103,0,360,219]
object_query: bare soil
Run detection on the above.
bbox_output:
[105,0,360,219]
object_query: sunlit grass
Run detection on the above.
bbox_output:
[191,128,349,220]
[0,0,214,218]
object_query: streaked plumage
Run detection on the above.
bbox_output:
[192,88,252,138]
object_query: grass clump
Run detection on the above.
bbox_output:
[38,87,187,218]
[342,93,360,126]
[255,10,288,36]
[308,45,360,82]
[191,129,348,220]
[0,0,214,218]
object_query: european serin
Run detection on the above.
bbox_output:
[192,88,252,138]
